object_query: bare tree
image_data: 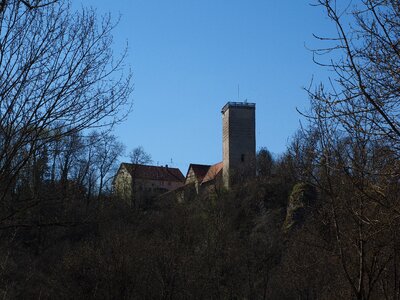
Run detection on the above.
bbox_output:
[309,0,400,149]
[0,0,132,224]
[129,146,152,166]
[0,1,58,13]
[94,132,124,199]
[128,146,152,208]
[257,148,274,178]
[293,2,400,297]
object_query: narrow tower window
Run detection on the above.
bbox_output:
[241,154,245,162]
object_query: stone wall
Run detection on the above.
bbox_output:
[222,102,256,188]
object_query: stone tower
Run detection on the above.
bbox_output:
[222,102,256,189]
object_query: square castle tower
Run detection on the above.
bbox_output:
[222,102,256,189]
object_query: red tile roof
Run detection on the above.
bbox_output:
[185,164,211,182]
[202,162,223,184]
[121,163,185,182]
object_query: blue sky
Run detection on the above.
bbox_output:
[78,0,337,173]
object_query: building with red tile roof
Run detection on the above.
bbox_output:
[114,163,184,205]
[185,164,211,193]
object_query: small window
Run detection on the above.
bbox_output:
[241,154,245,162]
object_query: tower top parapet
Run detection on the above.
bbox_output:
[221,102,255,114]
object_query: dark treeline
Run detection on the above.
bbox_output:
[0,144,295,299]
[2,137,399,299]
[0,0,400,299]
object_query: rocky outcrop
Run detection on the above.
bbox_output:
[283,182,316,233]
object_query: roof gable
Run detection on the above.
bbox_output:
[185,164,211,182]
[202,162,223,184]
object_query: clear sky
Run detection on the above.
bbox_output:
[78,0,337,173]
